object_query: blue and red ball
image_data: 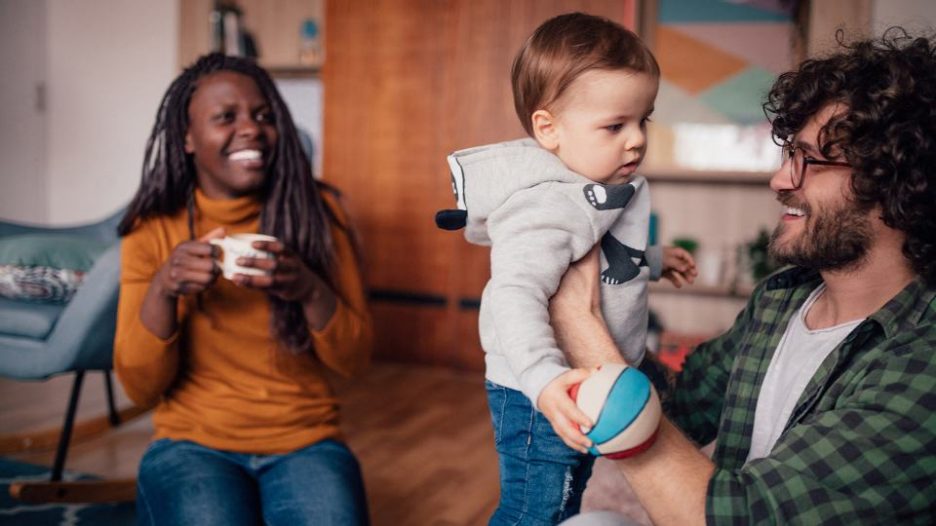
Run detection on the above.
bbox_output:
[569,363,661,458]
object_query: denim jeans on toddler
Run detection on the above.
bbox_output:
[136,438,369,526]
[486,380,596,526]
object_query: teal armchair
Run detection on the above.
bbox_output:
[0,208,142,503]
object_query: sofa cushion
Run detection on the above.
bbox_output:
[0,297,65,339]
[0,234,108,270]
[0,234,108,303]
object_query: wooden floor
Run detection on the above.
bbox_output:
[0,362,648,525]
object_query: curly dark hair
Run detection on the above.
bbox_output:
[763,28,936,285]
[120,53,346,354]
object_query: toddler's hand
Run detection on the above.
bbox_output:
[537,368,595,453]
[661,246,697,288]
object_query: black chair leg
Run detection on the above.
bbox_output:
[51,370,84,482]
[104,371,120,427]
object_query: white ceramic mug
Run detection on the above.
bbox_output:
[209,233,278,280]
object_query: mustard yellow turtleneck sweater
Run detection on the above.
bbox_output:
[114,189,372,454]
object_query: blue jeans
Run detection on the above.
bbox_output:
[136,438,369,526]
[486,380,595,526]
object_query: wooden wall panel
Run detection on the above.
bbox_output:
[370,304,454,365]
[454,310,486,371]
[324,0,455,295]
[325,0,636,369]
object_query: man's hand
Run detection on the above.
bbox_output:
[537,368,596,453]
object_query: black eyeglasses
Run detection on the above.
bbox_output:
[782,143,851,190]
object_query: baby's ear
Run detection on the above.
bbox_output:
[531,109,559,151]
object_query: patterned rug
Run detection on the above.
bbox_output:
[0,458,135,525]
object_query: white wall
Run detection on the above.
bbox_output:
[872,0,936,34]
[45,0,178,224]
[0,0,47,222]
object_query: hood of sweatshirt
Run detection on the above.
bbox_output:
[443,139,593,241]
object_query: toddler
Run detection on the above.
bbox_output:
[436,13,694,525]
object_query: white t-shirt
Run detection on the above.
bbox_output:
[746,285,863,462]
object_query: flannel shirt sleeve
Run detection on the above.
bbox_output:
[662,287,763,446]
[706,327,936,525]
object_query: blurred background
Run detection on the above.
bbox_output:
[3,0,934,358]
[1,1,934,524]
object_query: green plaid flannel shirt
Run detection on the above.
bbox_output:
[647,267,936,525]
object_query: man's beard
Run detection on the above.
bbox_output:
[768,193,873,272]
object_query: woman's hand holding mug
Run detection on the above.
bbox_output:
[209,233,278,280]
[155,227,226,298]
[221,236,326,304]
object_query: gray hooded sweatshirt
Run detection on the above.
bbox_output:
[445,139,660,408]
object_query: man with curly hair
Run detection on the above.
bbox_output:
[551,29,936,525]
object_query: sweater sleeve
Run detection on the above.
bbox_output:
[113,223,182,408]
[665,283,764,444]
[486,186,600,408]
[645,244,663,281]
[309,196,373,378]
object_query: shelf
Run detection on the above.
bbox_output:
[264,65,321,79]
[642,168,774,186]
[178,0,323,76]
[649,281,753,299]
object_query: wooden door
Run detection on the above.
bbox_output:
[324,0,636,369]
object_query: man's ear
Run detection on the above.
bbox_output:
[184,131,194,154]
[531,109,559,151]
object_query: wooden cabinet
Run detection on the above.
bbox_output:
[178,0,323,75]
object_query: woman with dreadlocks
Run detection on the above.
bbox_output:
[114,53,372,525]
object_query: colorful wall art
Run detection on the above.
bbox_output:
[645,0,796,173]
